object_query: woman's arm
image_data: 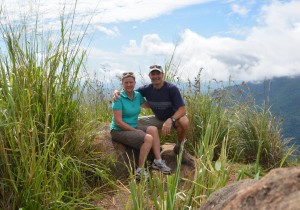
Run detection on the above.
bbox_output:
[113,110,140,131]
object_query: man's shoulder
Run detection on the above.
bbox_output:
[164,81,179,90]
[138,84,153,91]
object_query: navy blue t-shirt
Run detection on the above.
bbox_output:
[137,81,185,121]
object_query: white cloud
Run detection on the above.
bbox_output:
[90,0,213,23]
[123,34,175,57]
[231,4,249,16]
[140,34,175,55]
[0,0,212,30]
[119,0,300,82]
[94,25,120,37]
[2,0,300,83]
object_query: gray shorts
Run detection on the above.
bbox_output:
[138,115,165,129]
[110,126,148,149]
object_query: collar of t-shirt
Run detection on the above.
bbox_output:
[120,89,136,99]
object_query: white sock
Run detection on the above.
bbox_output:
[155,159,162,164]
[136,167,142,173]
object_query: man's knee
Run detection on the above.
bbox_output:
[146,125,158,134]
[178,115,189,129]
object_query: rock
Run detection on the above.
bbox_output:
[200,167,300,210]
[92,123,195,179]
[92,123,139,179]
[161,143,195,179]
[199,179,257,210]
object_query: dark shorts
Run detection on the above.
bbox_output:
[138,115,164,129]
[110,126,148,149]
[138,115,187,129]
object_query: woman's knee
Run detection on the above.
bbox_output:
[144,134,153,145]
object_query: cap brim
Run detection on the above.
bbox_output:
[149,68,163,72]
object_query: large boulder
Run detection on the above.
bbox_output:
[92,123,195,179]
[200,167,300,210]
[199,179,257,210]
[92,123,139,179]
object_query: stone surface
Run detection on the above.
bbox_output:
[92,123,195,179]
[199,179,257,210]
[200,167,300,210]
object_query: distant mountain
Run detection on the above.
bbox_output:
[245,76,300,146]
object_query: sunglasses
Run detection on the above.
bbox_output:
[122,72,134,76]
[149,65,162,69]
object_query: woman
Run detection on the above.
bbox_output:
[110,72,170,178]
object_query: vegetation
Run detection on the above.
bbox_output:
[0,4,298,210]
[0,8,112,210]
[246,76,300,146]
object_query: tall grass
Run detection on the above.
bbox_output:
[0,7,110,209]
[125,126,231,209]
[232,105,296,170]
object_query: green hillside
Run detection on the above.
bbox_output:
[246,76,300,145]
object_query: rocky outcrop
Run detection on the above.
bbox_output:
[92,123,195,179]
[200,167,300,210]
[199,179,258,210]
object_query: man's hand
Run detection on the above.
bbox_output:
[112,90,121,101]
[162,118,172,135]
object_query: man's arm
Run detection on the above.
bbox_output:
[170,106,186,120]
[112,90,121,102]
[161,106,186,135]
[141,101,150,109]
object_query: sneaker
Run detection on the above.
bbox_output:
[152,160,171,174]
[135,169,148,180]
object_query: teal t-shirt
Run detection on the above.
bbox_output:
[110,89,145,131]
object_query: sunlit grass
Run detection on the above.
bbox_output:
[0,5,113,210]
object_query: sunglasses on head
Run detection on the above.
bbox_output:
[122,72,134,76]
[150,65,162,69]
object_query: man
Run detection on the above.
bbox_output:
[115,64,189,154]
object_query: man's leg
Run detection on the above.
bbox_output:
[173,115,189,154]
[138,115,163,128]
[176,115,189,143]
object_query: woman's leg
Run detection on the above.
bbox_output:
[138,134,153,168]
[146,126,171,174]
[146,126,161,160]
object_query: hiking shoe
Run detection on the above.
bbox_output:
[152,160,171,174]
[135,169,148,181]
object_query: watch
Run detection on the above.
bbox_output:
[171,117,176,127]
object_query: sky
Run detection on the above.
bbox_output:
[1,0,300,84]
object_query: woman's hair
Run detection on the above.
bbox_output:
[121,72,135,81]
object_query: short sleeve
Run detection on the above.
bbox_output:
[112,99,122,110]
[137,85,146,97]
[135,92,145,105]
[170,85,185,109]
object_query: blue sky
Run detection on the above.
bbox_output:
[1,0,300,84]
